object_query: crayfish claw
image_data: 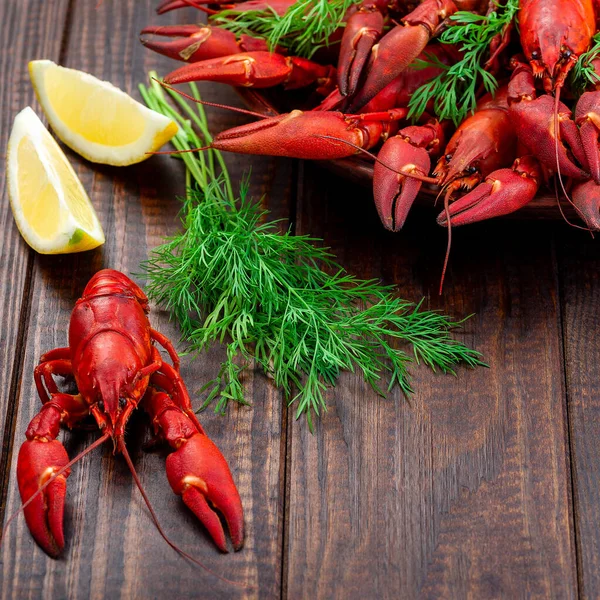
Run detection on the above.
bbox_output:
[349,23,431,110]
[165,52,294,89]
[576,92,600,184]
[373,123,443,231]
[180,486,228,552]
[373,136,431,231]
[573,179,600,230]
[17,439,70,557]
[349,0,457,110]
[141,26,242,64]
[166,433,245,552]
[144,387,244,552]
[155,0,208,14]
[164,52,333,93]
[510,94,590,180]
[437,156,541,227]
[337,5,384,96]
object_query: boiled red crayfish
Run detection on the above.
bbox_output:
[15,269,244,559]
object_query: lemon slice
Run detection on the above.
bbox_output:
[7,107,105,254]
[29,60,178,166]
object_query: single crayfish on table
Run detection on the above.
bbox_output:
[141,0,600,235]
[14,269,244,561]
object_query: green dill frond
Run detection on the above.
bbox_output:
[142,181,483,428]
[572,32,600,96]
[139,73,485,428]
[408,0,519,126]
[209,8,282,48]
[212,0,359,58]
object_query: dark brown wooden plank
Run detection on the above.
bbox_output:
[0,0,71,516]
[559,230,600,599]
[285,162,577,599]
[1,1,293,597]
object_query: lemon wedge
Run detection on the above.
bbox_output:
[29,60,178,166]
[7,107,105,254]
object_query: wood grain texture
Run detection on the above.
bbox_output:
[0,1,293,598]
[285,163,577,599]
[1,1,596,598]
[559,231,600,600]
[0,0,71,520]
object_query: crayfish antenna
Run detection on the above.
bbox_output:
[439,186,453,296]
[118,440,247,588]
[155,79,270,120]
[553,177,593,235]
[314,136,439,184]
[553,90,573,214]
[315,133,451,289]
[148,146,212,156]
[174,0,219,15]
[0,432,111,552]
[149,77,270,158]
[552,88,593,232]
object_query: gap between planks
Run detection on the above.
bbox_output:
[278,159,303,600]
[0,252,35,527]
[555,232,586,600]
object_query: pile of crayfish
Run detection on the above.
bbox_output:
[141,0,600,233]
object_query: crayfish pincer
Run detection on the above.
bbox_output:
[15,269,244,559]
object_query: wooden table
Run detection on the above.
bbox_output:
[0,1,599,598]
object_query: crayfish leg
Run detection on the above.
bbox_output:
[150,329,181,371]
[34,357,73,403]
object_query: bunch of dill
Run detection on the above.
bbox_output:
[139,74,484,429]
[211,0,359,58]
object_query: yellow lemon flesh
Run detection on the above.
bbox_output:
[29,60,178,165]
[7,107,105,254]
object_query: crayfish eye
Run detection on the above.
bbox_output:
[445,153,452,161]
[466,166,477,174]
[561,48,572,60]
[97,400,105,412]
[119,397,127,409]
[531,50,540,60]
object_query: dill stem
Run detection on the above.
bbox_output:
[140,80,207,188]
[162,80,234,203]
[188,83,215,178]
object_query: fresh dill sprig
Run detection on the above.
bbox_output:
[572,32,600,95]
[211,0,359,58]
[408,0,519,126]
[139,72,484,429]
